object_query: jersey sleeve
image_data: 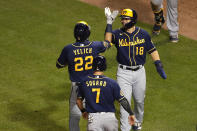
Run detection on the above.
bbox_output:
[145,34,156,54]
[93,41,107,53]
[77,82,84,99]
[113,81,125,101]
[56,46,68,67]
[111,30,117,45]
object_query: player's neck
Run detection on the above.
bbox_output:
[126,26,135,33]
[93,71,104,76]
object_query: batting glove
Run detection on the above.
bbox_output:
[154,60,167,79]
[105,7,119,24]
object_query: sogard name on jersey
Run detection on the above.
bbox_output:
[73,48,92,55]
[86,80,107,87]
[119,37,145,47]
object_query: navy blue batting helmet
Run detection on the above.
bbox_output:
[92,55,107,71]
[74,21,90,42]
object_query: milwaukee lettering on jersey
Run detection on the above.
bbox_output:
[112,27,156,66]
[119,37,145,47]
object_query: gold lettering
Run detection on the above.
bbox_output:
[136,37,140,43]
[73,48,94,56]
[129,41,133,46]
[119,37,146,47]
[96,80,99,86]
[85,80,107,87]
[77,49,80,55]
[89,81,92,86]
[89,48,92,54]
[79,49,82,54]
[73,50,77,55]
[124,39,127,46]
[86,81,89,87]
[92,80,95,86]
[119,39,124,47]
[100,81,103,86]
[103,81,106,87]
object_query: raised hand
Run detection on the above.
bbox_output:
[105,7,119,24]
[111,10,119,20]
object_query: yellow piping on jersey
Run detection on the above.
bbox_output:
[148,47,156,53]
[132,28,140,66]
[56,60,65,67]
[123,33,132,66]
[112,34,116,45]
[72,42,92,47]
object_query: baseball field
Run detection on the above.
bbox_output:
[0,0,196,130]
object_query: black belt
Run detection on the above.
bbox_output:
[119,65,140,71]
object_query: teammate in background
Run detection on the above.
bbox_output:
[104,7,167,130]
[56,13,118,131]
[151,0,179,43]
[76,55,135,131]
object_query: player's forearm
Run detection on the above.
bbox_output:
[105,24,112,42]
[150,50,160,61]
[105,32,112,42]
[76,98,84,110]
[76,98,87,113]
[104,24,113,49]
[103,40,112,49]
[151,50,167,79]
[119,97,134,115]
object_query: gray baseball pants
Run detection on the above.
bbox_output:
[69,82,81,131]
[117,65,146,131]
[151,0,179,36]
[88,112,118,131]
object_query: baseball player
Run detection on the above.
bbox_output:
[56,18,119,131]
[151,0,179,43]
[76,55,135,131]
[104,8,167,130]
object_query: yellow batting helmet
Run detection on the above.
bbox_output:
[121,9,134,18]
[120,9,138,29]
[120,9,137,19]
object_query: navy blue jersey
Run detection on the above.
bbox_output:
[57,40,106,82]
[112,27,156,66]
[77,74,124,113]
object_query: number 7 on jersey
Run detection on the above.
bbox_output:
[92,88,101,103]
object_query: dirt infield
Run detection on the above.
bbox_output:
[80,0,197,40]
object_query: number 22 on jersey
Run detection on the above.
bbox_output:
[74,56,93,71]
